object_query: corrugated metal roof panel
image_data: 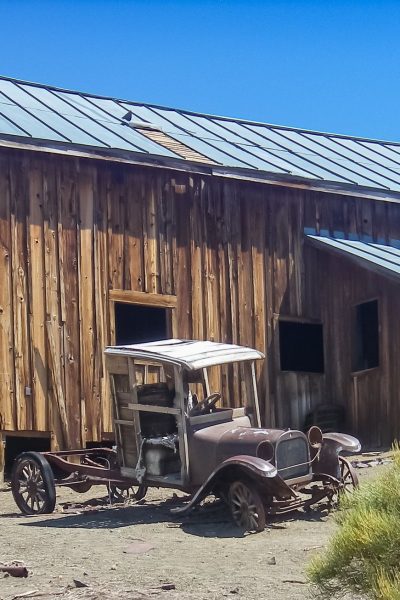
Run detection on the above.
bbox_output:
[53,90,173,155]
[326,136,400,178]
[277,129,395,189]
[184,113,290,174]
[212,119,320,179]
[7,82,107,147]
[306,234,400,280]
[0,93,67,141]
[249,125,362,184]
[1,76,400,195]
[0,111,30,137]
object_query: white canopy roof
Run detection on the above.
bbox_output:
[104,339,264,370]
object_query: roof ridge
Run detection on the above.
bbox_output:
[0,73,399,148]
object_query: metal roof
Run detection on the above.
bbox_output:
[1,75,400,198]
[104,339,264,370]
[306,234,400,281]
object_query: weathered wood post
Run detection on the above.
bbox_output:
[0,433,5,485]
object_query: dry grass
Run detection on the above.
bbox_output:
[308,446,400,599]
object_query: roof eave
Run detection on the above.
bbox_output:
[1,134,400,204]
[306,235,400,283]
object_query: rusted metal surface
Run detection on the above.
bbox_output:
[44,449,138,487]
[0,564,29,578]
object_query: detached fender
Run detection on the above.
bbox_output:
[171,455,278,516]
[322,432,361,454]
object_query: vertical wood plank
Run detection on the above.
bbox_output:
[144,176,159,294]
[237,185,253,347]
[78,166,98,442]
[57,159,81,449]
[28,161,47,432]
[95,168,112,435]
[224,181,240,406]
[201,179,222,394]
[202,179,220,342]
[174,181,191,339]
[0,154,15,431]
[190,177,204,341]
[124,169,144,292]
[108,166,125,291]
[44,162,70,447]
[10,156,31,431]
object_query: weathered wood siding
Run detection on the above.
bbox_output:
[307,249,400,448]
[0,148,399,449]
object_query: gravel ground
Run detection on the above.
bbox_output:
[0,460,383,600]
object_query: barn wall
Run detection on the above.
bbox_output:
[0,148,399,451]
[302,248,400,448]
[300,192,400,447]
[0,150,275,450]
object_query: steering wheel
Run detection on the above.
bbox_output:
[192,392,221,416]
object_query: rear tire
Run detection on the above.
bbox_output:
[11,452,56,515]
[228,480,266,533]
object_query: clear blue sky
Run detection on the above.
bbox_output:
[1,0,400,141]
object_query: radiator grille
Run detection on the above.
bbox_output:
[276,437,310,480]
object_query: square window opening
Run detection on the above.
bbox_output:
[114,303,168,345]
[279,320,324,373]
[352,300,379,372]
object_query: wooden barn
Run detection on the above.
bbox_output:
[0,75,400,476]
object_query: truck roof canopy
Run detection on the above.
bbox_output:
[105,339,264,370]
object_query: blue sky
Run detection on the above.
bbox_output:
[1,0,400,141]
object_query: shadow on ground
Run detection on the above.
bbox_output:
[9,496,330,539]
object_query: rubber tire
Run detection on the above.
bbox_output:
[11,451,56,515]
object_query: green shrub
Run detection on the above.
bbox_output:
[308,447,400,599]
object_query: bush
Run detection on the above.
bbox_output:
[308,447,400,599]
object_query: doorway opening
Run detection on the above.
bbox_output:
[114,303,168,345]
[4,435,51,477]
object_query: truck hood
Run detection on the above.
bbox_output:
[191,419,286,465]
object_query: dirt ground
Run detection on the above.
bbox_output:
[0,461,384,600]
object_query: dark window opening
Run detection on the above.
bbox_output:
[86,440,115,449]
[279,320,324,373]
[4,436,51,477]
[115,303,168,345]
[352,300,379,372]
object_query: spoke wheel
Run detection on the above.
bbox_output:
[108,483,148,502]
[11,452,56,515]
[228,480,266,533]
[339,456,359,491]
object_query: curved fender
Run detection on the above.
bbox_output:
[171,455,277,516]
[322,432,361,454]
[313,432,361,479]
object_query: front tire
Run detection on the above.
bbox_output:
[228,480,266,532]
[11,452,56,515]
